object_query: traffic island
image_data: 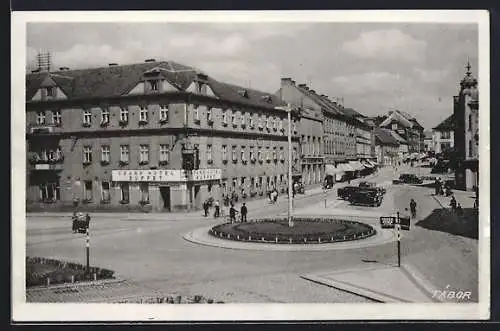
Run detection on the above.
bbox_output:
[209,218,376,244]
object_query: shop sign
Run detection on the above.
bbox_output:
[111,169,221,182]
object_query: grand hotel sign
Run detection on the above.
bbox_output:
[111,169,222,183]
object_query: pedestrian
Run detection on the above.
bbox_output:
[203,200,209,217]
[450,195,457,212]
[410,199,417,219]
[240,203,248,223]
[229,204,237,223]
[456,203,463,217]
[214,200,220,218]
[72,211,78,233]
[434,179,440,195]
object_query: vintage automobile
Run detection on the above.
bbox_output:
[294,181,306,194]
[392,173,423,185]
[349,188,383,207]
[337,185,357,200]
[358,181,386,195]
[72,212,90,233]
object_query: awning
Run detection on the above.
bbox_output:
[325,164,342,176]
[366,160,377,167]
[348,161,365,171]
[340,163,355,172]
[361,161,374,168]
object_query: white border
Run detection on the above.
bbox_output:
[12,10,490,322]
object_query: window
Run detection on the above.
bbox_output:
[232,145,237,162]
[120,145,129,163]
[101,181,110,202]
[83,146,92,164]
[100,108,110,126]
[267,117,272,130]
[279,147,285,162]
[258,147,263,162]
[55,146,63,160]
[83,110,92,126]
[241,146,246,163]
[120,183,129,202]
[159,105,169,122]
[207,108,213,123]
[249,147,255,162]
[52,110,61,126]
[222,145,227,162]
[193,105,200,122]
[84,181,93,201]
[101,145,110,163]
[280,174,284,184]
[468,140,473,157]
[232,112,238,127]
[36,111,46,125]
[207,144,213,163]
[441,131,451,139]
[241,113,246,127]
[48,149,56,161]
[140,183,149,202]
[40,148,48,161]
[272,148,277,161]
[222,110,228,126]
[120,107,129,123]
[468,115,472,131]
[279,119,283,131]
[139,145,149,164]
[139,106,148,123]
[292,121,297,133]
[150,80,159,92]
[249,116,254,128]
[273,117,278,131]
[46,87,55,97]
[266,147,271,162]
[159,144,170,164]
[259,116,264,129]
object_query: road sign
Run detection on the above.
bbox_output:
[399,216,411,231]
[380,216,396,229]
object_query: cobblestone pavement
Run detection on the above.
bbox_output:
[25,166,478,303]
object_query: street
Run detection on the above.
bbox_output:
[26,165,478,303]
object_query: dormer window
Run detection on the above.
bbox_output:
[46,87,55,97]
[36,111,46,125]
[197,82,207,94]
[193,105,200,123]
[150,80,159,92]
[238,89,248,98]
[261,95,272,103]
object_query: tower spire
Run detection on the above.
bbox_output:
[465,57,472,77]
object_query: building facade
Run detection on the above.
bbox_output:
[375,110,425,154]
[374,128,400,166]
[26,60,300,212]
[453,61,479,191]
[432,114,455,155]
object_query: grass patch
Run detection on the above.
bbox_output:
[26,256,115,287]
[210,218,375,244]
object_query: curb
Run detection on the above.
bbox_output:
[400,264,442,303]
[26,276,127,292]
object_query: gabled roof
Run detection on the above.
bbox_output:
[341,107,364,118]
[433,114,454,131]
[389,130,408,144]
[26,60,284,109]
[379,110,413,128]
[374,128,400,146]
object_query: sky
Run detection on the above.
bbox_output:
[26,22,478,130]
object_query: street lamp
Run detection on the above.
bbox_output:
[276,104,294,228]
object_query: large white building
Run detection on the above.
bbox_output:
[432,114,455,155]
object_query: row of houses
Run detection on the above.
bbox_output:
[25,58,425,212]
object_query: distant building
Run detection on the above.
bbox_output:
[26,59,300,212]
[375,110,425,154]
[453,60,479,191]
[388,130,409,162]
[432,114,455,154]
[423,131,433,152]
[374,128,400,166]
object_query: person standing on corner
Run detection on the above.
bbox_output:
[214,199,220,218]
[229,204,237,224]
[203,200,209,217]
[240,203,248,223]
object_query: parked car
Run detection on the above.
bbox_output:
[337,186,357,200]
[358,181,386,195]
[294,182,305,194]
[393,173,423,185]
[349,189,383,207]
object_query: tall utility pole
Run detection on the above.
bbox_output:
[276,104,294,228]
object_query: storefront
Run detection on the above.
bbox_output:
[111,168,222,212]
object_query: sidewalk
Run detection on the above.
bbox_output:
[433,190,476,209]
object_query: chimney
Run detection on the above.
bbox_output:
[59,67,70,71]
[108,63,118,67]
[145,58,156,63]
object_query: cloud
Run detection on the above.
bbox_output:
[330,72,413,95]
[413,67,451,83]
[341,29,427,63]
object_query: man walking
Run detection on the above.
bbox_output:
[214,200,220,218]
[229,204,237,223]
[240,203,248,223]
[203,200,209,217]
[410,199,417,219]
[450,195,457,212]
